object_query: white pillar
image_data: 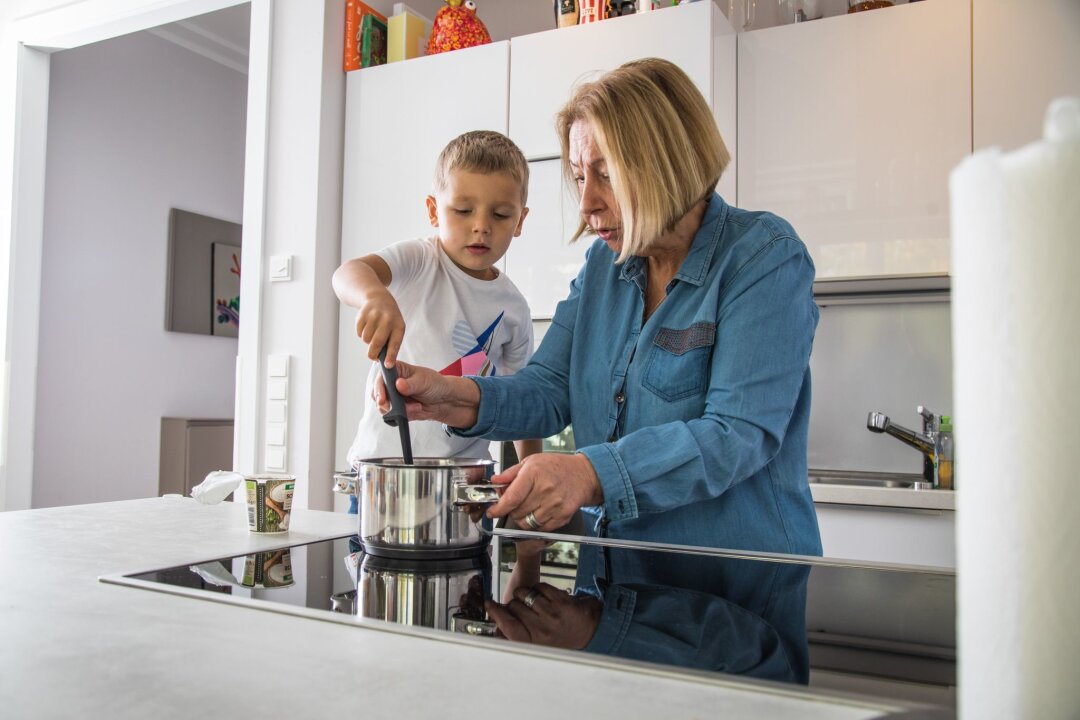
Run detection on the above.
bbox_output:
[950,98,1080,719]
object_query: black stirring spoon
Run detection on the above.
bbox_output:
[377,346,413,465]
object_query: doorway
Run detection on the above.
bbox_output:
[1,0,270,511]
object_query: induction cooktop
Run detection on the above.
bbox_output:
[102,528,956,708]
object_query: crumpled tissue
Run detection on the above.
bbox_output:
[190,562,240,587]
[190,470,244,505]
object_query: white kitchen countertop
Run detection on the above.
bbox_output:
[0,497,934,718]
[810,483,956,511]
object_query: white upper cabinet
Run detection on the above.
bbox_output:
[509,2,737,203]
[738,0,971,280]
[972,0,1080,154]
[504,159,588,319]
[341,41,511,265]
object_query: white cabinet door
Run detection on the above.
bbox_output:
[509,2,729,162]
[504,159,589,319]
[738,0,971,280]
[972,0,1080,153]
[341,41,511,262]
[337,42,511,466]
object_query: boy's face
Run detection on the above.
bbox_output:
[427,169,528,280]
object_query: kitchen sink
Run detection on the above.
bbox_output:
[807,469,932,490]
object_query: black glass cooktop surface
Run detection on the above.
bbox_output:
[117,531,956,705]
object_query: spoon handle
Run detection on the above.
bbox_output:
[377,347,413,464]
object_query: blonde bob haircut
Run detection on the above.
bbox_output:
[433,129,530,204]
[556,57,730,262]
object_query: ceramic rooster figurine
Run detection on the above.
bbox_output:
[426,0,492,56]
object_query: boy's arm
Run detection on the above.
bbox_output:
[513,439,543,461]
[332,254,393,307]
[332,254,405,365]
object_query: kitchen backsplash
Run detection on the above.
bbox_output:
[808,300,952,474]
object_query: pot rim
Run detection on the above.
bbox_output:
[353,457,496,469]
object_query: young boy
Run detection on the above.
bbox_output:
[333,130,541,511]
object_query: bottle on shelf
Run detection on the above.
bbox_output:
[848,0,893,13]
[554,0,579,28]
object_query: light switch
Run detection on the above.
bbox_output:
[269,255,293,282]
[265,446,286,470]
[267,401,287,424]
[268,354,289,378]
[268,378,288,401]
[266,424,287,446]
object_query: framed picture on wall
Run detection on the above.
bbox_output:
[166,209,242,336]
[212,242,241,337]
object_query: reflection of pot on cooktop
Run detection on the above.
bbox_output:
[356,552,495,635]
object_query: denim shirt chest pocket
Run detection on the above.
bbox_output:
[642,322,717,402]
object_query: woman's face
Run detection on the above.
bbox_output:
[569,119,622,254]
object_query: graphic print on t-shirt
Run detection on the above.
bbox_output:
[440,312,504,378]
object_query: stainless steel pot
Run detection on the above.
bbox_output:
[333,457,500,559]
[356,552,496,635]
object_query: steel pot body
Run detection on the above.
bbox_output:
[357,553,495,634]
[334,457,498,559]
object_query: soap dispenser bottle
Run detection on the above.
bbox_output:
[936,416,954,490]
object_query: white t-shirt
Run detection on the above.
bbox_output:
[346,237,534,466]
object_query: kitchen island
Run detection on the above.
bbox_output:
[0,498,945,718]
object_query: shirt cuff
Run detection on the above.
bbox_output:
[584,585,637,656]
[579,444,638,522]
[444,377,495,439]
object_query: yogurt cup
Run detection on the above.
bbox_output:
[245,474,294,533]
[240,549,294,588]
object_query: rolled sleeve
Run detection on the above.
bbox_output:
[579,444,638,522]
[583,585,637,656]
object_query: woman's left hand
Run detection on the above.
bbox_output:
[487,453,603,532]
[485,584,602,649]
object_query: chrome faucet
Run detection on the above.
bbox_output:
[867,405,948,489]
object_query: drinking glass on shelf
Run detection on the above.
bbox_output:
[725,0,756,30]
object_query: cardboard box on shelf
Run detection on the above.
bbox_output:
[344,0,388,72]
[388,3,432,63]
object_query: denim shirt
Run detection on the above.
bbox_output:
[583,555,811,684]
[460,193,822,556]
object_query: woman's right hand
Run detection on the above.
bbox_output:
[374,360,481,429]
[355,288,405,366]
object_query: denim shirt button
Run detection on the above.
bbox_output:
[614,391,625,404]
[607,434,617,443]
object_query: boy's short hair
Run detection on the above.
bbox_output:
[556,57,730,262]
[433,130,530,204]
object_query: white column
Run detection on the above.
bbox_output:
[950,98,1080,719]
[239,0,344,510]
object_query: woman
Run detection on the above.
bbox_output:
[381,57,821,558]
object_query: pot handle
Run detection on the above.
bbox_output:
[333,471,357,495]
[452,483,501,506]
[451,613,498,636]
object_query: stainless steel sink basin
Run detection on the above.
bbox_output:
[808,469,932,490]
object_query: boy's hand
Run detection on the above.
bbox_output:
[355,289,405,367]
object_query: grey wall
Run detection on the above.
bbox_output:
[33,28,247,508]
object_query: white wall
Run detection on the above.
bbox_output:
[31,28,247,507]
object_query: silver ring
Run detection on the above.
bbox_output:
[522,511,540,531]
[522,590,539,609]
